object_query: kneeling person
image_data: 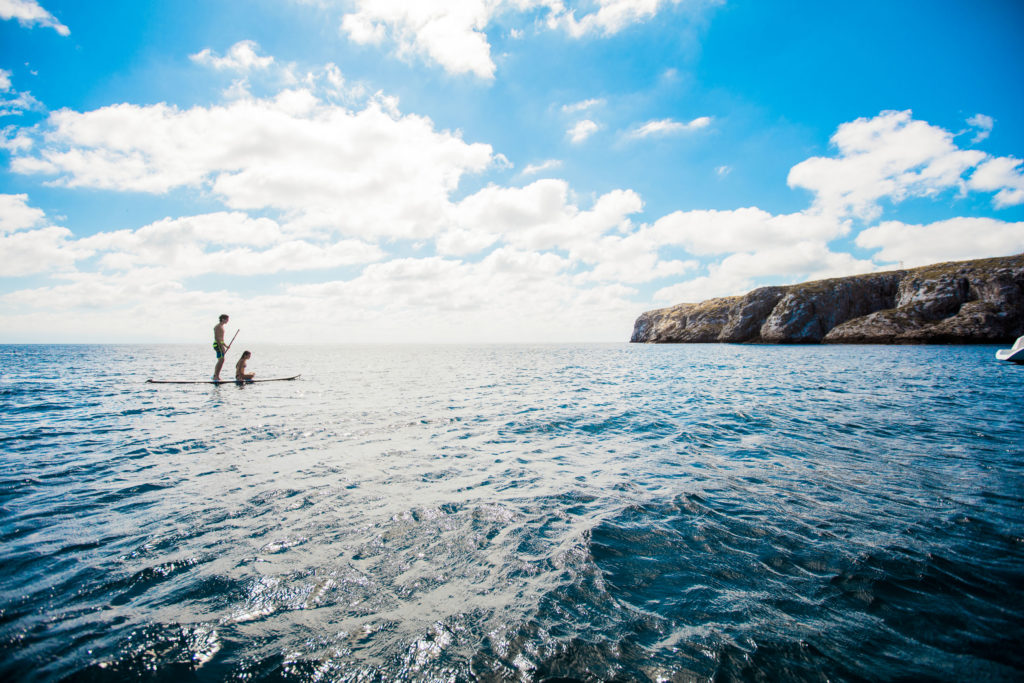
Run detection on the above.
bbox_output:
[235,350,256,381]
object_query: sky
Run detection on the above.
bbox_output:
[1,0,1023,343]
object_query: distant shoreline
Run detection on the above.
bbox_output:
[631,253,1024,345]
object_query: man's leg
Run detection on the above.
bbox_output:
[214,356,225,380]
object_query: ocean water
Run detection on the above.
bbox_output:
[1,343,1022,682]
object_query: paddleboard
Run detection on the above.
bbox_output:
[995,348,1024,364]
[147,374,301,384]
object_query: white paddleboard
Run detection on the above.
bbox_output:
[147,374,301,384]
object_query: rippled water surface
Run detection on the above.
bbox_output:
[2,343,1023,681]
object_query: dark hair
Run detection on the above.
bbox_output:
[242,350,251,358]
[219,314,229,322]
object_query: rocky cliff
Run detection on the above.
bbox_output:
[631,254,1024,344]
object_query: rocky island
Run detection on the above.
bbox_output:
[631,254,1024,344]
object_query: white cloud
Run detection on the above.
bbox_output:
[440,180,688,285]
[521,159,562,175]
[80,212,382,277]
[341,0,498,79]
[646,207,848,255]
[716,242,876,281]
[549,0,686,38]
[652,243,876,304]
[627,116,711,139]
[715,165,731,177]
[281,248,641,341]
[0,193,46,232]
[652,270,750,304]
[443,180,644,256]
[967,113,994,144]
[0,78,43,117]
[82,212,283,251]
[190,40,275,71]
[643,204,878,305]
[568,119,599,143]
[12,89,496,240]
[561,98,604,113]
[572,231,697,284]
[787,110,1000,221]
[0,204,383,281]
[0,226,87,276]
[337,0,699,78]
[855,217,1024,268]
[0,0,69,35]
[968,156,1024,208]
[0,128,33,152]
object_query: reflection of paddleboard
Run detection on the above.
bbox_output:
[995,348,1024,364]
[147,375,301,384]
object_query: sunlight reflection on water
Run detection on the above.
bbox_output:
[1,343,1023,680]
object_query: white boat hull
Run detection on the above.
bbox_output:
[996,347,1024,363]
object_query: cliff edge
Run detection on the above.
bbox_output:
[630,254,1024,344]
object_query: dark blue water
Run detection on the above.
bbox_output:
[1,343,1022,681]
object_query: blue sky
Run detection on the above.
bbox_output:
[1,0,1023,343]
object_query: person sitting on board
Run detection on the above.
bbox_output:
[235,351,256,381]
[213,313,230,380]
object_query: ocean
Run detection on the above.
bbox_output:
[1,343,1022,681]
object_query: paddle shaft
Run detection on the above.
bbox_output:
[226,329,239,351]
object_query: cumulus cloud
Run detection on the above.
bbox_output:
[0,193,47,232]
[0,70,43,117]
[522,159,563,175]
[968,156,1024,208]
[788,110,987,220]
[81,212,383,277]
[341,0,498,79]
[338,0,697,78]
[787,110,1024,220]
[282,248,642,341]
[967,113,994,144]
[435,180,655,277]
[571,230,697,284]
[442,180,644,256]
[12,89,496,239]
[0,89,42,117]
[626,116,711,139]
[548,0,687,38]
[0,192,87,276]
[0,0,69,35]
[0,226,87,276]
[652,243,876,304]
[855,217,1024,268]
[568,119,599,143]
[561,98,604,113]
[190,40,275,71]
[646,207,848,255]
[0,201,383,281]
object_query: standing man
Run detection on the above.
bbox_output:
[213,313,230,380]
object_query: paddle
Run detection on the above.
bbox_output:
[226,329,239,351]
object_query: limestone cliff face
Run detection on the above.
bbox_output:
[631,254,1024,344]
